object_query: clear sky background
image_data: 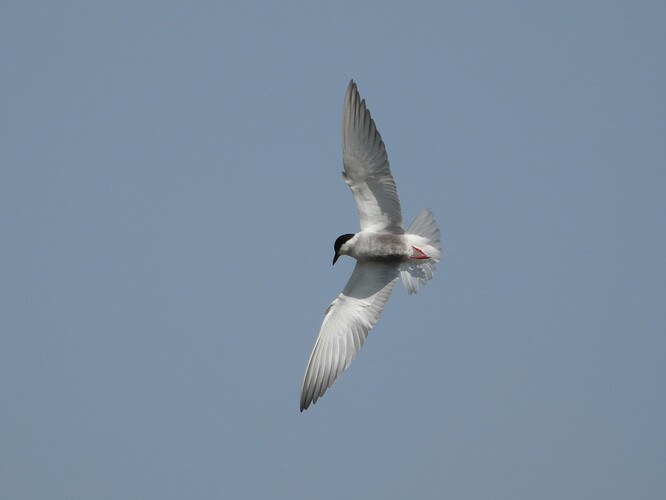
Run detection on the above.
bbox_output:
[2,1,665,498]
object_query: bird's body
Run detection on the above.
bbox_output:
[340,232,435,263]
[300,80,442,411]
[343,232,410,262]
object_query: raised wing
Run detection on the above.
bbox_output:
[300,261,399,411]
[342,80,403,234]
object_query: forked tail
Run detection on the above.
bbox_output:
[400,208,441,294]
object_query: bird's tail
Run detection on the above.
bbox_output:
[400,208,442,294]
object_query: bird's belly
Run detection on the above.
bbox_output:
[351,234,410,263]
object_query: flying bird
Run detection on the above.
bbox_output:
[300,80,442,411]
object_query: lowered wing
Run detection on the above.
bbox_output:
[300,261,399,411]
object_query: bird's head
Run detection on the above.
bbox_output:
[332,233,355,265]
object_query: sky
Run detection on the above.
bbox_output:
[2,1,665,498]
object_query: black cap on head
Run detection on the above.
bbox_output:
[332,233,354,265]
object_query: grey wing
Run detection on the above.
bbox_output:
[300,261,399,411]
[342,80,403,234]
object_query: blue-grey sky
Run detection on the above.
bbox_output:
[2,1,665,498]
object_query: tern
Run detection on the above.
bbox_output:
[300,80,442,412]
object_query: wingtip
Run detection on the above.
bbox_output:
[345,79,358,101]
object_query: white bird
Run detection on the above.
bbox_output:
[300,80,442,412]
